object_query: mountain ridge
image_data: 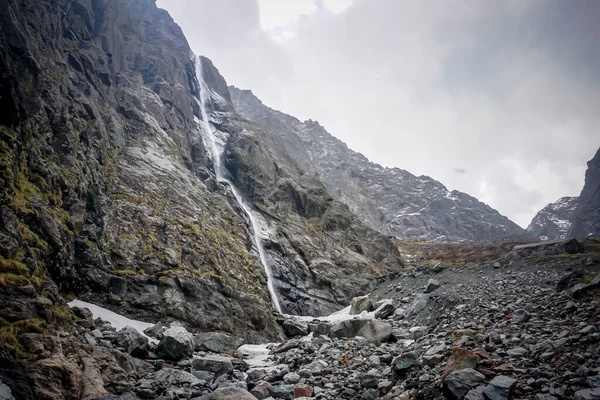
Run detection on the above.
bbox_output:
[229,86,535,243]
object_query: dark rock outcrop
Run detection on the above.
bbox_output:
[527,196,579,240]
[229,87,535,243]
[570,148,600,239]
[511,239,584,258]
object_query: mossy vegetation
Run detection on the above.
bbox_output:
[0,317,47,359]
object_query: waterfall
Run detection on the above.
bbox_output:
[194,56,283,313]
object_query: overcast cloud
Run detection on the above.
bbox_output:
[157,0,600,228]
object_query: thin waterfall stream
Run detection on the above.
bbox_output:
[194,56,283,313]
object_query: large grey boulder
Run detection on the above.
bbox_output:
[194,332,244,353]
[192,355,234,377]
[483,375,517,400]
[329,319,368,339]
[116,326,149,357]
[281,318,309,337]
[356,320,392,343]
[144,322,164,340]
[444,368,486,399]
[153,368,200,387]
[350,296,374,315]
[210,387,256,400]
[511,239,583,258]
[574,388,600,400]
[373,299,395,319]
[156,322,195,361]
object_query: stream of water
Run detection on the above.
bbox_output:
[194,56,282,313]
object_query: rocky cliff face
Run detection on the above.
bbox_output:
[0,0,285,342]
[570,148,600,239]
[230,87,534,243]
[0,0,403,359]
[198,58,403,316]
[527,197,579,240]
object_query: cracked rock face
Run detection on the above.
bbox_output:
[229,86,536,243]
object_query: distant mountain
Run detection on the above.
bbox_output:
[527,197,579,240]
[569,148,600,238]
[230,87,534,243]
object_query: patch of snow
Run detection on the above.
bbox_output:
[238,344,276,369]
[68,299,157,343]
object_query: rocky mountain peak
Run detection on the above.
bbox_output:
[230,85,535,243]
[527,196,579,240]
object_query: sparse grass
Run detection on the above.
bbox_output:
[0,257,29,275]
[0,273,30,287]
[395,240,522,267]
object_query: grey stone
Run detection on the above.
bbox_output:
[210,387,256,400]
[268,383,294,399]
[356,319,393,343]
[425,278,441,293]
[281,319,309,337]
[194,332,244,353]
[144,322,164,340]
[116,326,149,357]
[373,299,395,319]
[156,322,194,361]
[574,388,600,400]
[512,309,530,323]
[444,368,486,399]
[192,355,234,377]
[483,375,517,400]
[393,352,416,372]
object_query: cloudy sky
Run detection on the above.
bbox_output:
[157,0,600,228]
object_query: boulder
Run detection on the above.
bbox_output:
[153,368,200,387]
[373,299,395,319]
[143,322,164,339]
[356,320,392,343]
[250,381,270,399]
[350,296,373,315]
[268,383,294,400]
[444,368,486,399]
[483,375,517,400]
[329,319,368,339]
[574,388,600,400]
[281,318,309,337]
[512,309,531,323]
[425,278,441,293]
[156,322,194,361]
[210,387,256,400]
[192,355,234,377]
[194,332,244,353]
[116,326,149,357]
[392,352,417,373]
[444,348,480,377]
[294,383,313,397]
[511,239,583,258]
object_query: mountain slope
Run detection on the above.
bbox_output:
[229,87,534,243]
[527,197,579,240]
[569,147,600,238]
[0,0,403,356]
